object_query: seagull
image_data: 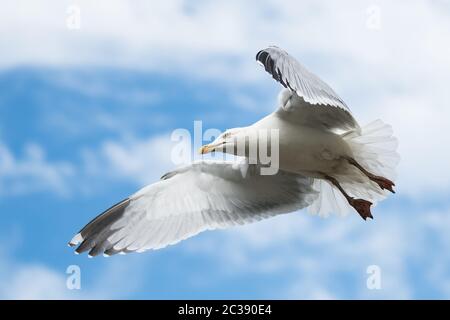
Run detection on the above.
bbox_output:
[69,46,399,257]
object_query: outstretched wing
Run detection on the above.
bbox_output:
[256,46,359,131]
[69,160,317,256]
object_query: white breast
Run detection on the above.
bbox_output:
[252,114,352,175]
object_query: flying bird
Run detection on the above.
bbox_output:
[69,46,399,257]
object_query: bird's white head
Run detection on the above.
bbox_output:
[199,127,247,155]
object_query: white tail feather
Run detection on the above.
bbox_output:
[308,120,400,217]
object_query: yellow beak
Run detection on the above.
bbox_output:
[199,144,213,154]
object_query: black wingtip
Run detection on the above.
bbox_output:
[255,49,267,62]
[256,48,288,89]
[255,46,280,61]
[255,50,271,71]
[70,198,131,257]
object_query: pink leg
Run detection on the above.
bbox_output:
[346,157,395,193]
[324,175,373,220]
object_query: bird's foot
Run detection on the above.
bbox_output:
[350,198,373,220]
[370,175,395,193]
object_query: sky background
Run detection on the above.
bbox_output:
[1,0,450,299]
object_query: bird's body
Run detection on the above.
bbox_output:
[69,46,399,257]
[250,110,352,176]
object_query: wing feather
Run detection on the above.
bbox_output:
[256,46,359,132]
[69,160,318,256]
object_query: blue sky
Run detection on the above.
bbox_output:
[1,0,450,299]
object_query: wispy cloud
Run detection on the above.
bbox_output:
[2,1,448,83]
[2,0,449,198]
[0,142,74,196]
[184,203,450,299]
[0,240,149,299]
[0,264,71,299]
[95,134,176,184]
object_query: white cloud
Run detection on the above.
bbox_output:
[0,259,145,299]
[2,0,448,197]
[1,1,448,81]
[89,134,179,185]
[1,264,71,299]
[0,133,198,197]
[364,93,450,198]
[184,203,450,299]
[0,142,74,196]
[0,242,147,299]
[43,70,162,106]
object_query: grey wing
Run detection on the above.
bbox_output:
[256,46,359,132]
[69,160,318,256]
